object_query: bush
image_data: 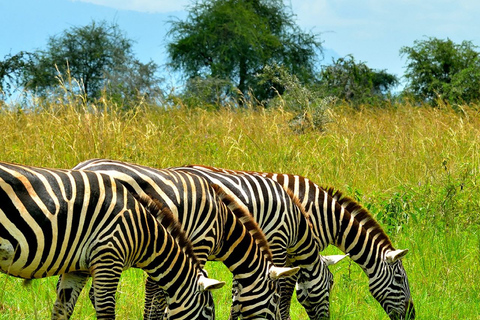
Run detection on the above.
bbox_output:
[400,37,480,105]
[317,55,399,107]
[257,63,332,132]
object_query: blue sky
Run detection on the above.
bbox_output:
[2,0,480,88]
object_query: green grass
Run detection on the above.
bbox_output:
[0,102,479,319]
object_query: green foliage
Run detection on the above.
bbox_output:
[0,52,34,98]
[257,63,332,132]
[166,0,322,102]
[21,20,163,107]
[318,55,399,106]
[174,76,236,110]
[104,59,165,109]
[400,37,480,105]
[360,160,480,238]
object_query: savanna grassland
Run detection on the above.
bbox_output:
[0,102,479,319]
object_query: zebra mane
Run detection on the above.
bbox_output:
[210,184,274,262]
[283,187,313,229]
[136,194,201,268]
[324,187,395,250]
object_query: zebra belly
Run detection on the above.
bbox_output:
[0,236,89,279]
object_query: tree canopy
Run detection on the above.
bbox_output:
[0,52,33,98]
[166,0,322,102]
[318,55,399,105]
[21,20,162,105]
[400,37,480,104]
[5,12,480,110]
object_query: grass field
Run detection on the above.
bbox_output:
[0,102,479,319]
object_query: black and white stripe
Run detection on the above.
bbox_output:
[73,159,299,320]
[172,165,347,320]
[243,170,416,320]
[0,161,224,320]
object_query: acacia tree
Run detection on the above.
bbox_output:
[166,0,322,103]
[400,37,480,104]
[0,52,33,98]
[22,20,162,105]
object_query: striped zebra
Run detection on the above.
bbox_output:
[187,165,416,320]
[0,161,225,320]
[170,166,348,320]
[72,159,300,320]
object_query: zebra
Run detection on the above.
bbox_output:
[0,161,225,320]
[170,166,348,320]
[186,165,416,320]
[72,159,300,320]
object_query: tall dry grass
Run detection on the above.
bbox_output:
[0,101,479,319]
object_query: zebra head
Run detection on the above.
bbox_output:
[369,249,415,320]
[295,254,348,320]
[165,272,225,320]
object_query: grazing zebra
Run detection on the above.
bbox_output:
[187,165,416,320]
[0,161,225,320]
[171,166,348,320]
[72,159,300,320]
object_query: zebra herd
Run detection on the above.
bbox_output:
[0,159,415,319]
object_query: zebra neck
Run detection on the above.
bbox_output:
[334,206,394,272]
[141,223,198,296]
[214,211,271,278]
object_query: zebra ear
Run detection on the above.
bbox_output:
[385,249,409,263]
[323,254,349,266]
[198,274,225,292]
[269,266,300,280]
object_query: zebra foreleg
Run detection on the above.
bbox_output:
[279,276,297,320]
[52,272,89,320]
[90,263,123,319]
[228,279,240,320]
[143,276,168,320]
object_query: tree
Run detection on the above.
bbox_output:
[104,58,164,107]
[400,37,480,104]
[177,76,235,109]
[22,20,162,105]
[318,55,399,105]
[0,52,34,98]
[166,0,322,103]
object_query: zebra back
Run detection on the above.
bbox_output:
[0,161,223,320]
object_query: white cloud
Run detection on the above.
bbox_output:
[72,0,191,13]
[293,0,480,33]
